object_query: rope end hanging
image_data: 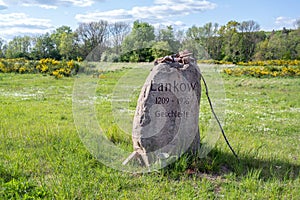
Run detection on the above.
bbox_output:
[200,73,239,161]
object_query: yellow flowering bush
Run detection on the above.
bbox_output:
[0,58,34,73]
[198,60,234,65]
[36,58,59,73]
[0,58,80,78]
[223,66,300,78]
[52,69,64,79]
[198,59,300,78]
[18,67,27,74]
[237,60,300,66]
[199,59,300,67]
[36,59,79,78]
[0,61,7,73]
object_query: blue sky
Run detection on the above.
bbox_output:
[0,0,299,40]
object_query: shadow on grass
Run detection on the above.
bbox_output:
[163,148,299,182]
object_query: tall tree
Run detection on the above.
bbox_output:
[108,22,130,55]
[31,33,59,59]
[151,41,172,59]
[185,25,204,44]
[219,20,240,62]
[156,25,180,53]
[203,22,221,60]
[286,29,300,59]
[76,20,109,61]
[295,19,300,29]
[238,20,262,61]
[184,25,206,59]
[5,36,32,58]
[0,38,6,58]
[121,20,155,62]
[51,26,75,60]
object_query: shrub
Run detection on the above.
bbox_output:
[223,65,300,78]
[236,60,300,67]
[0,58,80,78]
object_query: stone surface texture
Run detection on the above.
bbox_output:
[132,61,201,165]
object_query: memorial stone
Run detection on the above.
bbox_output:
[124,53,201,167]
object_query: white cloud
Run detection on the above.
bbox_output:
[0,13,54,39]
[0,0,8,9]
[0,13,52,27]
[22,3,58,9]
[152,20,186,30]
[275,16,297,26]
[62,0,95,7]
[76,9,133,23]
[0,0,216,40]
[0,0,99,40]
[155,0,217,11]
[3,0,96,8]
[75,0,216,28]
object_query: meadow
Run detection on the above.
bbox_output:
[0,63,299,199]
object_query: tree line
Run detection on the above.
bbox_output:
[0,19,299,62]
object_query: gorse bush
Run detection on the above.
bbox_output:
[1,58,299,79]
[0,58,80,78]
[198,59,300,66]
[197,59,300,78]
[36,58,79,78]
[237,60,300,67]
[198,60,235,65]
[223,66,300,77]
[0,58,36,73]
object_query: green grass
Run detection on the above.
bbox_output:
[0,65,299,199]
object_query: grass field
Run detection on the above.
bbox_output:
[0,64,299,199]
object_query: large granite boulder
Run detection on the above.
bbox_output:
[130,61,201,166]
